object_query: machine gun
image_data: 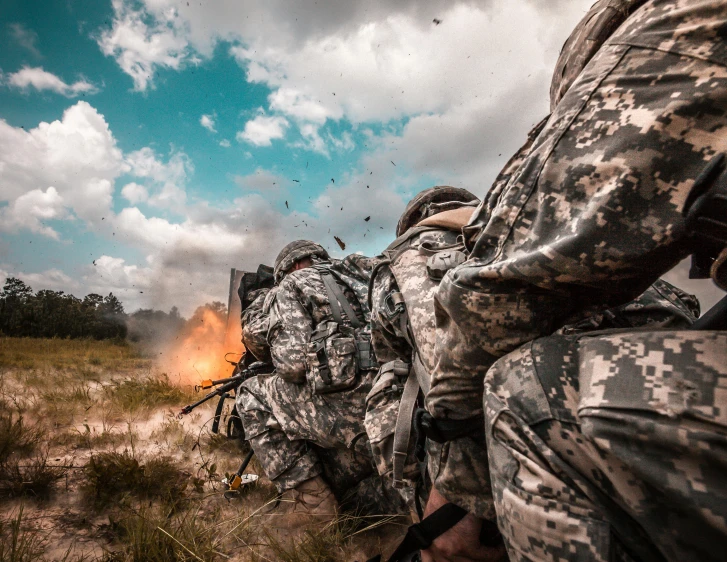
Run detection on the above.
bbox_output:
[182,263,276,494]
[179,352,273,439]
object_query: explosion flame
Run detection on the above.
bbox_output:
[160,306,244,386]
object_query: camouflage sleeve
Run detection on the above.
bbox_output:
[241,289,273,363]
[370,267,411,365]
[429,0,727,516]
[268,278,311,385]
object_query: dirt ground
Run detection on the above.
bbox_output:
[0,338,408,561]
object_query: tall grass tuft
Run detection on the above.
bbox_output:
[84,451,188,508]
[0,412,65,500]
[101,503,222,562]
[0,506,46,562]
[107,374,191,413]
[0,413,43,463]
[0,454,67,500]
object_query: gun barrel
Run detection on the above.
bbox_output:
[180,378,242,417]
[180,362,273,418]
[209,375,242,386]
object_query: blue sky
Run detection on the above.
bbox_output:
[16,0,711,315]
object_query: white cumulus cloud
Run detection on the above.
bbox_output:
[236,115,289,146]
[200,113,217,132]
[121,182,149,204]
[0,187,67,239]
[0,101,125,229]
[6,66,98,97]
[97,0,190,91]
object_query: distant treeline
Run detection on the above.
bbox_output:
[0,277,226,344]
[0,278,128,339]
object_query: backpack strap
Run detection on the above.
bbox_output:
[392,367,421,489]
[384,503,468,562]
[383,226,442,263]
[318,269,362,329]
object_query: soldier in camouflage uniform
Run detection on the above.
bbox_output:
[366,186,481,512]
[237,240,404,524]
[420,0,727,560]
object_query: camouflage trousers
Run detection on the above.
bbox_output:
[485,330,727,562]
[237,373,407,514]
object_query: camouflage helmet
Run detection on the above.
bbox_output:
[396,186,478,237]
[550,0,646,112]
[274,240,329,281]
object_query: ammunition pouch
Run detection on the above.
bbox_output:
[364,360,418,481]
[308,322,359,394]
[356,337,377,371]
[306,265,377,395]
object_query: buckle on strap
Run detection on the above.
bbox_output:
[392,451,409,489]
[384,291,406,318]
[381,359,410,377]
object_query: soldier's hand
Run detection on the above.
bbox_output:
[420,488,507,562]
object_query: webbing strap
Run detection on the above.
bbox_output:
[411,353,430,397]
[385,503,468,562]
[392,369,420,488]
[320,271,362,328]
[321,274,344,324]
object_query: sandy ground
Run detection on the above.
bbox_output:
[0,338,407,561]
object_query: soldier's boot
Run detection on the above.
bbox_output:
[276,476,340,528]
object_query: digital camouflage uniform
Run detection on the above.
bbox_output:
[237,255,405,513]
[425,0,727,559]
[365,186,478,509]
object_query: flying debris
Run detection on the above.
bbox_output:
[364,216,371,222]
[293,179,300,183]
[285,201,289,209]
[433,18,442,25]
[334,236,346,250]
[391,161,396,166]
[331,178,335,183]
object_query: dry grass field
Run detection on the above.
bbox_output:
[0,338,407,561]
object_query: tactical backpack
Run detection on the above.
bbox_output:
[366,218,469,496]
[307,256,378,395]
